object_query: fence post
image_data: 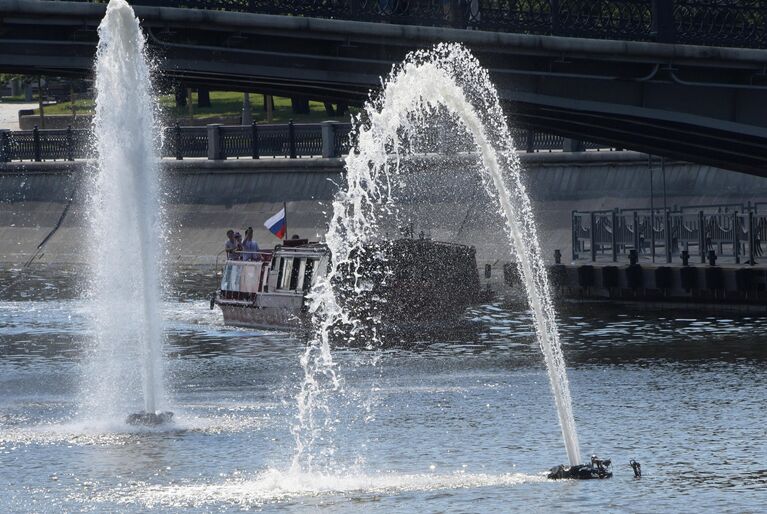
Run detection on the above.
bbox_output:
[321,121,337,158]
[633,211,639,254]
[0,129,10,162]
[749,210,755,265]
[665,209,672,263]
[611,209,618,262]
[651,0,675,43]
[288,120,297,159]
[526,129,534,153]
[733,211,740,264]
[650,212,656,263]
[590,211,597,262]
[699,210,706,263]
[66,125,74,161]
[207,124,223,160]
[571,211,578,261]
[251,121,259,159]
[175,123,182,160]
[33,125,41,162]
[563,138,584,152]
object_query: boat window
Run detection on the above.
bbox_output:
[240,262,261,293]
[221,263,242,291]
[302,259,315,292]
[289,257,302,290]
[275,258,285,290]
[280,257,294,290]
[295,259,308,291]
[220,265,230,291]
[221,264,241,292]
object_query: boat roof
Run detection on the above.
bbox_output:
[274,242,329,257]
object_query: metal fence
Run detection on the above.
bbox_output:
[573,203,767,265]
[64,0,767,49]
[0,123,614,163]
[0,122,353,162]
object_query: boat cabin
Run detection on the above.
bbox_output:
[213,236,481,333]
[219,242,330,303]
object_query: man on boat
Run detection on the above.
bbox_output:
[225,229,237,260]
[242,227,261,261]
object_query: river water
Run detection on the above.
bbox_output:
[1,267,765,512]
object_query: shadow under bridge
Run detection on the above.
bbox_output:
[2,0,767,175]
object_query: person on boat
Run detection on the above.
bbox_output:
[225,229,237,260]
[241,227,261,261]
[234,232,244,259]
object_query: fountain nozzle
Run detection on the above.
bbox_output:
[126,411,174,426]
[547,455,613,480]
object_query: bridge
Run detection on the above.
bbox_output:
[2,0,767,174]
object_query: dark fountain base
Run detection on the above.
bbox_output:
[548,456,612,480]
[126,411,174,426]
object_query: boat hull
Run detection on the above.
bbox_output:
[217,301,307,331]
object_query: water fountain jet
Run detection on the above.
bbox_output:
[83,0,172,426]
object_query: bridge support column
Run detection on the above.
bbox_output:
[652,0,675,43]
[748,210,755,265]
[207,124,223,160]
[612,209,618,262]
[563,138,584,152]
[321,121,339,158]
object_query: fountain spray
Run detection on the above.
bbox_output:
[294,44,585,469]
[83,0,171,426]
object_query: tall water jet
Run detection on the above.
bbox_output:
[295,44,580,467]
[81,0,169,424]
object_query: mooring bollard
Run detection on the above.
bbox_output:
[681,250,690,266]
[554,249,562,264]
[629,249,638,266]
[707,250,717,266]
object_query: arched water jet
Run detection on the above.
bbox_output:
[81,0,170,425]
[294,43,580,468]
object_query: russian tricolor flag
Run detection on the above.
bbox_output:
[264,207,286,239]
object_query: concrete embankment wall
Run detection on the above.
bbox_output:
[2,152,767,267]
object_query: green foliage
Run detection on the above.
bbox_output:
[30,91,351,123]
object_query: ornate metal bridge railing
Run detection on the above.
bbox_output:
[573,203,767,265]
[0,123,615,163]
[64,0,767,49]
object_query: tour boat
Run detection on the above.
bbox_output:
[211,237,483,333]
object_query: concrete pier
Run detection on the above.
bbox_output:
[534,262,767,313]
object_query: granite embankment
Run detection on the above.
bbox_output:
[2,152,766,268]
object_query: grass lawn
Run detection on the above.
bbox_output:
[0,95,37,103]
[30,91,352,124]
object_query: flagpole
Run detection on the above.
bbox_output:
[283,201,288,240]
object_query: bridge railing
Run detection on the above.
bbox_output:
[573,203,767,265]
[0,123,615,163]
[64,0,767,49]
